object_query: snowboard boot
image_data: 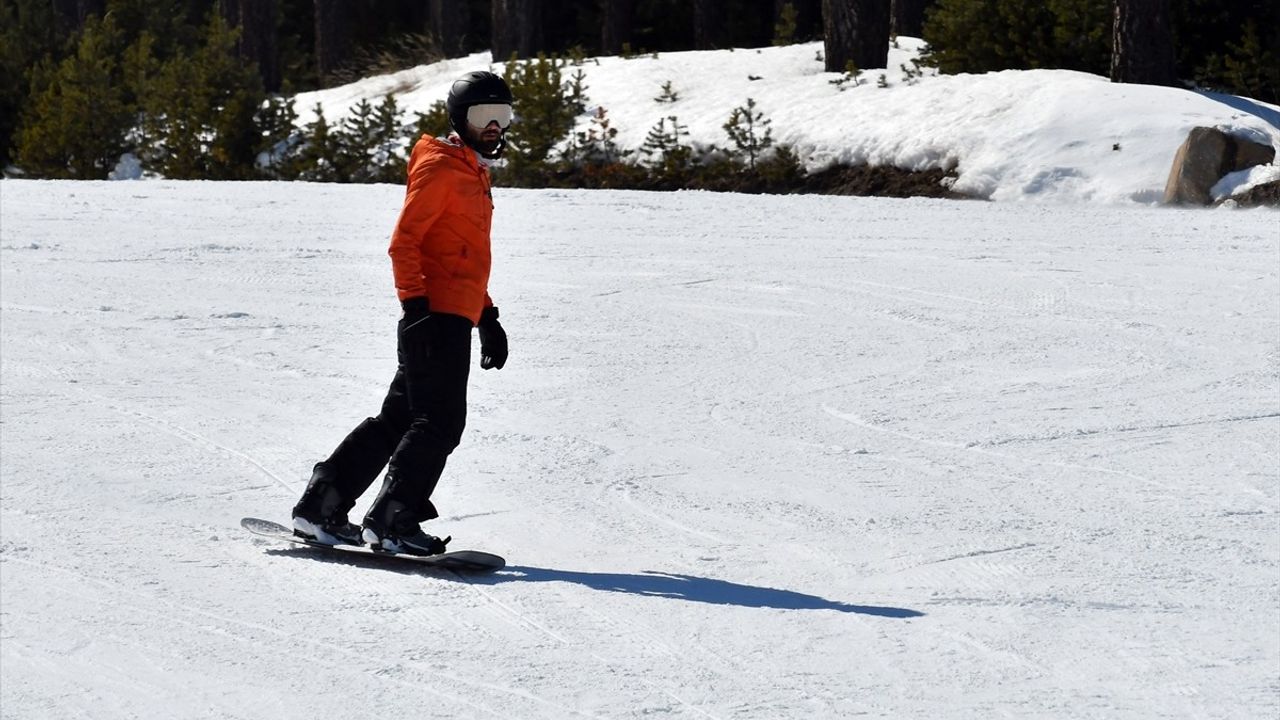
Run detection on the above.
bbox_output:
[291,464,364,546]
[362,499,450,556]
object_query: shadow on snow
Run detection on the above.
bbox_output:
[484,566,924,618]
[1198,90,1280,132]
[264,547,923,618]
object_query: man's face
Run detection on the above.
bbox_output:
[462,103,513,155]
[464,120,503,155]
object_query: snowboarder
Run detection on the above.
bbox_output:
[290,71,515,555]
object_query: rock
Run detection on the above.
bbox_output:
[1232,140,1277,174]
[1228,180,1280,208]
[1163,127,1277,206]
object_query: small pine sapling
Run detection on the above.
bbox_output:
[722,98,774,172]
[569,106,627,166]
[641,115,693,180]
[900,59,925,85]
[829,60,861,91]
[567,67,588,114]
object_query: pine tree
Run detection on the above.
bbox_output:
[923,0,1110,75]
[334,95,407,183]
[295,103,340,181]
[15,15,132,179]
[1188,19,1278,102]
[0,0,46,168]
[409,100,450,142]
[723,98,774,172]
[640,115,694,186]
[755,142,805,191]
[106,0,211,65]
[256,95,302,179]
[586,106,626,165]
[561,105,628,167]
[773,2,800,45]
[139,12,266,179]
[500,54,582,185]
[338,98,379,181]
[371,94,407,182]
[1212,21,1279,103]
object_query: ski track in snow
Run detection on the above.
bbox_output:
[2,180,1278,719]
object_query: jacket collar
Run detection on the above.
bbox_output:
[442,133,496,169]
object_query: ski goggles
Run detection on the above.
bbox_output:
[466,103,514,129]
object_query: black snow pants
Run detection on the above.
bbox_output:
[319,312,473,524]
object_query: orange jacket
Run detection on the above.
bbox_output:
[388,134,495,325]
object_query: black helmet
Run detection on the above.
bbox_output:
[446,71,514,159]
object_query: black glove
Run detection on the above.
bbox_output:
[478,305,507,370]
[399,297,431,361]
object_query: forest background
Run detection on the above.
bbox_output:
[1,0,1276,190]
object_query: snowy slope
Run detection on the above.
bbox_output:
[287,40,1280,205]
[2,180,1277,718]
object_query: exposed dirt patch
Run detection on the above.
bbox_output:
[506,159,980,199]
[802,164,976,199]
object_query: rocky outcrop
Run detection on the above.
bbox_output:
[1163,127,1276,205]
[1227,180,1280,208]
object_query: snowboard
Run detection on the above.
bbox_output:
[241,517,504,573]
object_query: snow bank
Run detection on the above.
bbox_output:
[290,41,1280,206]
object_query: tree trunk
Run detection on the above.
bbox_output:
[221,0,280,92]
[693,0,728,50]
[1110,0,1176,86]
[313,0,350,84]
[429,0,473,58]
[890,0,927,38]
[491,0,543,60]
[823,0,891,71]
[601,0,634,54]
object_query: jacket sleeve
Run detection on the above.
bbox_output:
[388,144,448,301]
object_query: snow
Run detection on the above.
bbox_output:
[287,40,1280,205]
[1214,163,1280,201]
[2,178,1278,718]
[3,39,1280,718]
